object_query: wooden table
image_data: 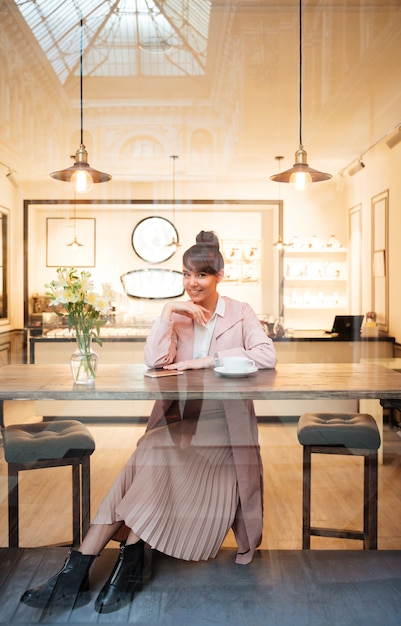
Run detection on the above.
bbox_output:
[1,362,401,421]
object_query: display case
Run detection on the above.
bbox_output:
[283,245,348,330]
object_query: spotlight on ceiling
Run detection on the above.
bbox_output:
[347,160,365,176]
[386,126,401,149]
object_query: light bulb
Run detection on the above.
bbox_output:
[71,169,93,194]
[290,171,312,191]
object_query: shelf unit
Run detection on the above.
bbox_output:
[283,248,348,329]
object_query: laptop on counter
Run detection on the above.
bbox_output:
[325,315,364,339]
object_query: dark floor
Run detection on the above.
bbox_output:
[1,548,400,625]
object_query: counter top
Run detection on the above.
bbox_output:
[1,363,401,403]
[273,330,394,342]
[33,326,151,339]
[29,328,395,343]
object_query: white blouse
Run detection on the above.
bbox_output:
[192,296,225,359]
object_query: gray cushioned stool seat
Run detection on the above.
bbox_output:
[3,420,95,463]
[2,420,95,548]
[297,412,381,450]
[297,412,380,550]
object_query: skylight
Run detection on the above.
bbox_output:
[15,0,211,83]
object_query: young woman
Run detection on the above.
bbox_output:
[21,231,276,614]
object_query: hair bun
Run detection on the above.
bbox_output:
[195,231,219,249]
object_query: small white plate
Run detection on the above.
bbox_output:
[214,366,258,378]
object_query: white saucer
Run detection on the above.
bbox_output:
[214,366,258,378]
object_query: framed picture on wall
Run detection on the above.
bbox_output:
[46,217,96,267]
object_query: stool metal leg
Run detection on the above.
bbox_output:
[81,456,91,540]
[8,465,19,548]
[302,445,378,550]
[72,463,81,546]
[364,452,378,549]
[302,446,311,549]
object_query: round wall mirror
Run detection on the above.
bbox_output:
[131,216,178,264]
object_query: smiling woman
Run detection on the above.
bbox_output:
[19,230,277,614]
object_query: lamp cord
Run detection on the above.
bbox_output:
[298,0,303,148]
[79,18,84,146]
[170,155,178,232]
[73,192,77,239]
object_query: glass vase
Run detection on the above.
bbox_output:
[70,333,98,385]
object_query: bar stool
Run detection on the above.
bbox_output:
[297,412,381,550]
[2,420,96,548]
[380,399,401,430]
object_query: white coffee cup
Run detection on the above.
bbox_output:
[223,356,255,373]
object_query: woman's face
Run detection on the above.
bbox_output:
[183,266,223,307]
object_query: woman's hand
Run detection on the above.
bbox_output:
[161,301,209,326]
[163,356,214,371]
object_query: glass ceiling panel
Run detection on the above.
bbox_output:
[15,0,211,83]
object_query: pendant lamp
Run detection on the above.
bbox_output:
[66,197,84,249]
[270,0,331,190]
[51,19,111,194]
[273,156,287,249]
[167,154,180,248]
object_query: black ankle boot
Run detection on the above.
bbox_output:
[94,541,144,614]
[20,549,96,609]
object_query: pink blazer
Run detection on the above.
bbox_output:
[143,296,277,563]
[144,296,276,369]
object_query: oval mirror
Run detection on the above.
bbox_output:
[121,268,184,300]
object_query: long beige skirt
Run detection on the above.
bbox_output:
[93,400,239,561]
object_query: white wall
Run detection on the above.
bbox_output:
[343,138,401,343]
[26,200,279,324]
[8,136,401,341]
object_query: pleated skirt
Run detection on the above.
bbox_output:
[93,400,239,561]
